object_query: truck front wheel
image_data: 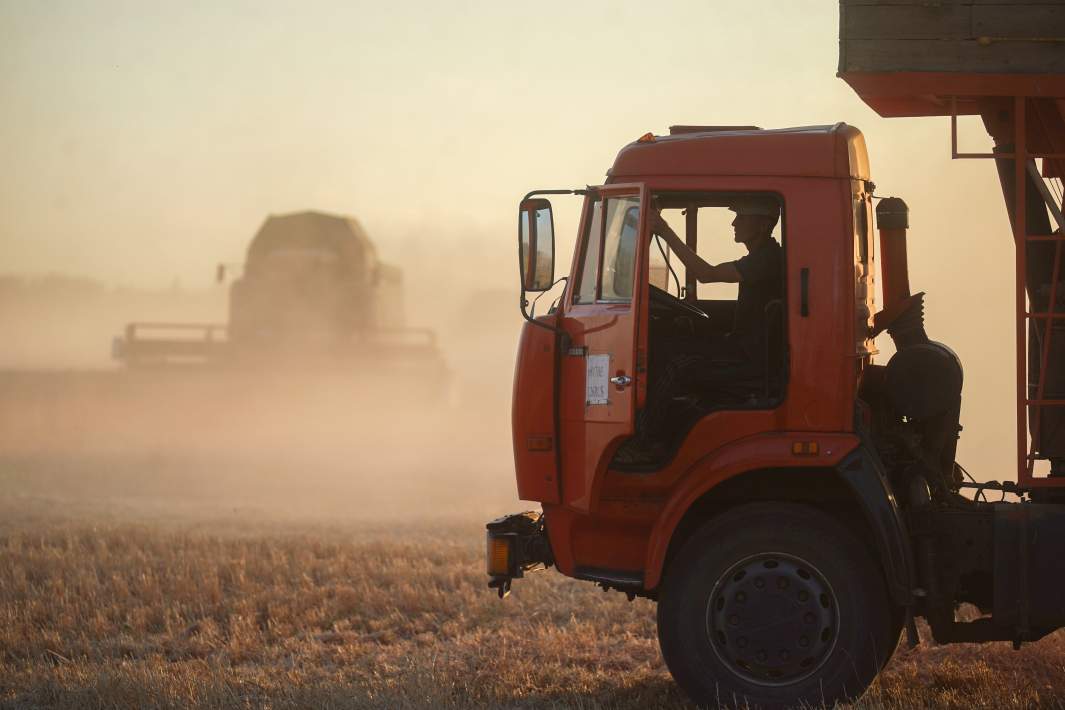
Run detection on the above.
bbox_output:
[657,502,894,709]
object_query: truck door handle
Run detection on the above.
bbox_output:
[800,268,810,317]
[610,375,632,387]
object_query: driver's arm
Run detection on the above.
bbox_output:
[652,211,741,283]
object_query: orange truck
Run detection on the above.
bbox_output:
[487,3,1065,706]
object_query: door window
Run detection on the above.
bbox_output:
[600,196,640,302]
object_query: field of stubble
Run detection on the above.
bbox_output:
[1,369,1065,709]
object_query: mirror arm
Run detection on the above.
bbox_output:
[520,278,569,348]
[520,291,571,352]
[517,187,594,344]
[521,305,571,354]
[519,188,596,338]
[521,187,595,201]
[527,277,568,319]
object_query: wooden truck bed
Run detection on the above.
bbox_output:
[839,0,1065,75]
[839,1,1065,118]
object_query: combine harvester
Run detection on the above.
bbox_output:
[113,210,445,380]
[487,2,1065,707]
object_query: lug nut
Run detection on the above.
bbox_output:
[777,577,789,590]
[798,590,809,602]
[780,650,790,661]
[729,614,740,626]
[799,636,810,648]
[754,578,765,589]
[756,650,768,662]
[735,591,746,603]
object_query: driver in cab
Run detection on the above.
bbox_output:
[650,198,782,360]
[616,198,782,463]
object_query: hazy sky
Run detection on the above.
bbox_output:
[2,1,1005,281]
[1,0,1024,475]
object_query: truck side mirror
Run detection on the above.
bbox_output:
[519,198,555,292]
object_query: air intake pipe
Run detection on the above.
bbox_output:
[877,198,911,311]
[872,198,963,495]
[873,198,926,348]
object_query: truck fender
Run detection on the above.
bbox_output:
[835,445,915,606]
[643,433,860,591]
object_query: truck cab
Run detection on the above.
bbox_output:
[508,124,875,579]
[489,119,1065,708]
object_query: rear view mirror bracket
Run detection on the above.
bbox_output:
[517,188,591,339]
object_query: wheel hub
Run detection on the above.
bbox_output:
[706,552,838,686]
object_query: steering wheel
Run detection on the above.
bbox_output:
[649,284,708,320]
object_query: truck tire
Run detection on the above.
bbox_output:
[657,502,894,709]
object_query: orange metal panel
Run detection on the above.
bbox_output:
[512,317,561,503]
[570,516,652,573]
[557,174,855,512]
[609,125,869,181]
[544,164,864,581]
[545,433,860,587]
[557,184,648,513]
[641,433,861,590]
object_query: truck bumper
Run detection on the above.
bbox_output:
[485,511,554,598]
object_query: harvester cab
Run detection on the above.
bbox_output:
[488,3,1065,707]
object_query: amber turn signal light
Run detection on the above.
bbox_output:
[791,441,819,456]
[487,535,513,577]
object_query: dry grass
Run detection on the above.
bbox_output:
[1,505,1064,710]
[1,370,1065,709]
[0,511,678,709]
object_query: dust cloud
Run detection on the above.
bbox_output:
[0,239,527,528]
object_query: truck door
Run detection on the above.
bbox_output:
[559,184,647,511]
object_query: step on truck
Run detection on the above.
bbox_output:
[486,2,1065,707]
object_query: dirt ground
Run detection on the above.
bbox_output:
[1,362,1064,709]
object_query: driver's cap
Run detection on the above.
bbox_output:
[729,198,779,217]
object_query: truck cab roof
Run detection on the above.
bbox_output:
[608,123,870,181]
